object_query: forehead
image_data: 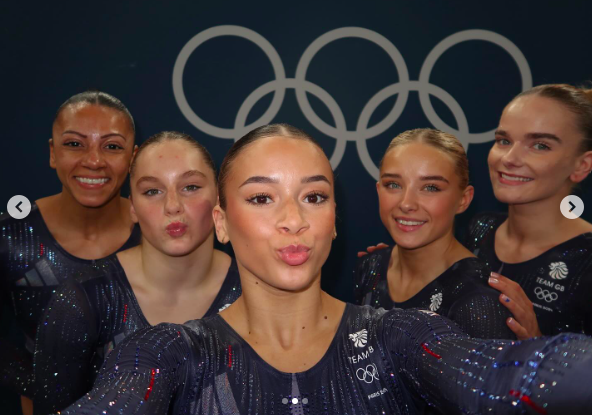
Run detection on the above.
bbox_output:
[232,136,333,181]
[382,142,456,172]
[134,140,212,177]
[54,103,132,132]
[502,95,579,134]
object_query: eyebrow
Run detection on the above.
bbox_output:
[301,175,330,184]
[239,174,331,187]
[380,173,449,183]
[182,170,207,179]
[239,176,279,187]
[135,176,159,186]
[495,129,562,143]
[136,170,206,186]
[62,130,128,140]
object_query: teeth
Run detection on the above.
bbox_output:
[397,219,425,226]
[76,177,109,184]
[501,173,532,182]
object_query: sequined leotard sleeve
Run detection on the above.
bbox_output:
[0,206,141,398]
[33,256,241,414]
[59,305,592,414]
[33,280,99,413]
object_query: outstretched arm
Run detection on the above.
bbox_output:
[383,308,592,414]
[60,324,193,415]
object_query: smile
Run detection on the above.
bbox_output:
[394,217,427,232]
[277,244,311,266]
[75,177,110,185]
[396,219,426,226]
[499,172,533,184]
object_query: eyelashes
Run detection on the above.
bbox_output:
[245,191,330,206]
[383,182,441,192]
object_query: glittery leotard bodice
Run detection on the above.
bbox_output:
[464,212,592,335]
[354,248,515,339]
[0,204,141,397]
[61,304,592,414]
[33,256,241,414]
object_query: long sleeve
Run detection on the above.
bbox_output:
[382,308,592,414]
[447,290,516,339]
[59,324,194,415]
[33,282,99,414]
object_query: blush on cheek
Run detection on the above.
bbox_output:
[188,198,215,228]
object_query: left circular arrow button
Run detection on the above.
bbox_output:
[7,195,31,220]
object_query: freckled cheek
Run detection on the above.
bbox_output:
[185,198,215,228]
[134,202,167,236]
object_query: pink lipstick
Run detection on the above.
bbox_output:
[166,222,188,237]
[278,244,311,266]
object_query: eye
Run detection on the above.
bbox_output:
[423,184,440,192]
[246,194,273,205]
[64,141,82,147]
[385,182,401,190]
[533,142,551,151]
[495,138,511,146]
[183,184,201,192]
[143,189,161,196]
[303,192,328,204]
[105,143,124,150]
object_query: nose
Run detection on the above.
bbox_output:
[277,197,309,235]
[81,144,106,169]
[500,142,524,169]
[164,190,183,216]
[399,188,418,213]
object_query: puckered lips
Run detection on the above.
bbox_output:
[394,216,427,232]
[497,171,534,186]
[74,175,110,190]
[277,244,311,266]
[166,221,188,237]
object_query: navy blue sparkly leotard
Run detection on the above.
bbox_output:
[0,203,141,397]
[60,304,592,414]
[33,255,241,414]
[354,248,515,339]
[464,212,592,335]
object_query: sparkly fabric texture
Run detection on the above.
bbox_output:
[464,212,592,335]
[33,256,241,414]
[60,305,592,414]
[0,204,141,396]
[354,248,515,339]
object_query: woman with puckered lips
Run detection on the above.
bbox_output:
[33,132,241,414]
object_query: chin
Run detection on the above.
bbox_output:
[73,194,117,208]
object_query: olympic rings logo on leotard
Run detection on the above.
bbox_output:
[356,363,379,383]
[534,287,558,303]
[173,26,532,179]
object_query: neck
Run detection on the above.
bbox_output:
[139,231,217,293]
[231,269,337,349]
[393,229,461,285]
[506,192,571,243]
[54,188,129,237]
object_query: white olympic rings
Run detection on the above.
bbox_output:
[173,25,532,179]
[534,287,558,303]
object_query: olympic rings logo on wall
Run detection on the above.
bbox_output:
[173,25,532,179]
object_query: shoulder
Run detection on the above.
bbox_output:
[354,247,392,281]
[447,257,490,283]
[468,211,507,233]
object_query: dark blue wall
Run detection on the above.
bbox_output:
[2,0,591,301]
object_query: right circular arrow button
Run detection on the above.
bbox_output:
[560,195,584,219]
